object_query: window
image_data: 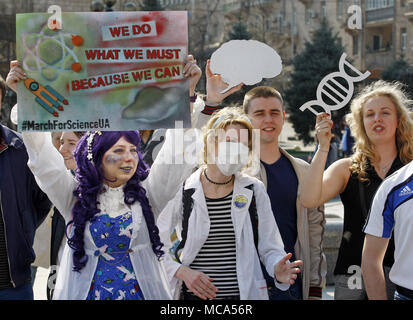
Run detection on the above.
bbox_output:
[278,14,284,32]
[253,15,260,29]
[373,35,381,51]
[353,35,359,54]
[305,6,311,24]
[321,1,327,19]
[337,0,343,18]
[401,28,407,51]
[367,0,394,10]
[266,18,271,32]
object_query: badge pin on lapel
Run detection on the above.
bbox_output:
[299,53,370,116]
[233,195,248,209]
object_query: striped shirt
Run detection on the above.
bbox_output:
[188,192,240,299]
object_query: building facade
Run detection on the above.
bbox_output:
[1,0,411,79]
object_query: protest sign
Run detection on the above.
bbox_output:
[16,11,189,131]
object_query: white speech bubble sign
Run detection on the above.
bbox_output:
[210,40,282,93]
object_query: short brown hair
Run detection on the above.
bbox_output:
[0,75,6,103]
[243,86,284,114]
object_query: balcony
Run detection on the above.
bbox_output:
[159,0,190,7]
[365,49,394,71]
[405,1,413,20]
[366,6,394,25]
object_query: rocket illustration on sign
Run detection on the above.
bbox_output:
[299,53,370,116]
[24,78,69,117]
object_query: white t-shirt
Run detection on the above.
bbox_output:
[363,160,413,290]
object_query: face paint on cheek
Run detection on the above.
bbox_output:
[105,154,124,164]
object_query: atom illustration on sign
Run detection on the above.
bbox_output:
[21,23,83,82]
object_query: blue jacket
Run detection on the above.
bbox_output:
[0,125,51,288]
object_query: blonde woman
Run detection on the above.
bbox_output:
[301,80,413,300]
[157,107,302,300]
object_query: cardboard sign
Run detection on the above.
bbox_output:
[16,11,190,131]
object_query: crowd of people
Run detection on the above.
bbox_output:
[0,54,412,301]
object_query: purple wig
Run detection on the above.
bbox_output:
[66,131,164,272]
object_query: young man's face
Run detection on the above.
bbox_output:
[246,96,285,145]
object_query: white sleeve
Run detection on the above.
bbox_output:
[157,188,184,290]
[254,181,290,291]
[22,132,77,222]
[145,97,210,217]
[191,96,212,129]
[146,128,202,217]
[363,182,392,238]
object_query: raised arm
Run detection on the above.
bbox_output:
[183,54,201,115]
[301,113,351,208]
[22,132,77,222]
[6,60,77,221]
[146,55,202,215]
[146,128,202,217]
[156,188,184,285]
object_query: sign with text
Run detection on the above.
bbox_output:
[16,11,189,131]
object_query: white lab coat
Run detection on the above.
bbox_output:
[22,132,172,300]
[157,167,290,300]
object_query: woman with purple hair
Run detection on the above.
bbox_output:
[22,130,172,300]
[8,54,203,300]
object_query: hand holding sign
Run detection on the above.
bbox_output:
[209,40,282,94]
[205,59,243,105]
[183,55,202,96]
[315,112,334,150]
[6,60,26,93]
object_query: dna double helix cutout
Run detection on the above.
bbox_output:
[299,53,370,116]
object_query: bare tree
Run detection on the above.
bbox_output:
[188,0,223,92]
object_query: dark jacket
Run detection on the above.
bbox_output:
[0,125,51,287]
